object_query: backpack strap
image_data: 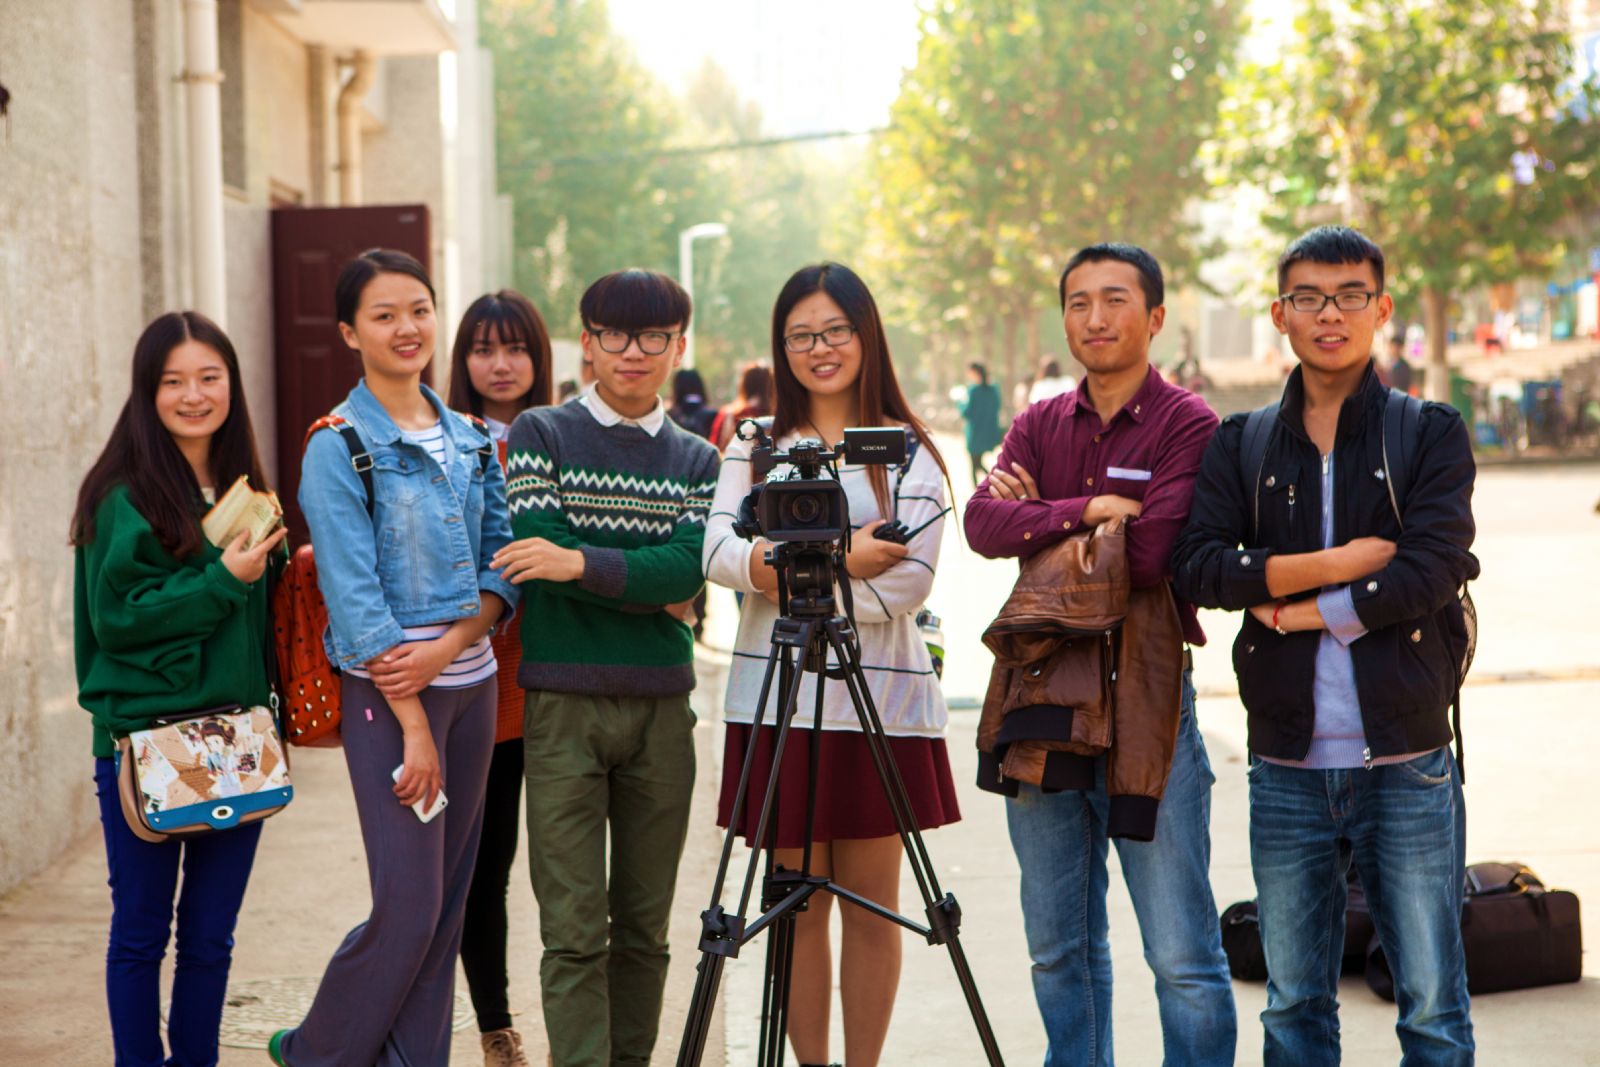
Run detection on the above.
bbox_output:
[1239,402,1280,542]
[1379,388,1424,528]
[461,413,497,474]
[1379,387,1469,779]
[305,415,374,518]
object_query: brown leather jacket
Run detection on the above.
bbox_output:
[977,520,1185,841]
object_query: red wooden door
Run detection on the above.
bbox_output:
[270,204,431,544]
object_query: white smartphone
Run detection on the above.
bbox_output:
[392,764,448,823]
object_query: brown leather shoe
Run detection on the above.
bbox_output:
[480,1028,531,1067]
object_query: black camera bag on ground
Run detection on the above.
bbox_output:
[1365,861,1583,1000]
[1220,868,1374,981]
[1222,862,1582,996]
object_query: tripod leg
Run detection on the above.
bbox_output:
[677,638,801,1067]
[820,621,1008,1066]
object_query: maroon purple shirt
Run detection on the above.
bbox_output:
[964,366,1218,646]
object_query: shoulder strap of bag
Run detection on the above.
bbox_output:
[1380,387,1471,779]
[1379,388,1424,528]
[1240,402,1280,542]
[304,415,374,518]
[891,430,924,521]
[461,413,496,474]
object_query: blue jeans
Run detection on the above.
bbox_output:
[95,757,262,1067]
[1006,672,1235,1067]
[1249,748,1473,1067]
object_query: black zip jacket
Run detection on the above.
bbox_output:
[1170,363,1478,761]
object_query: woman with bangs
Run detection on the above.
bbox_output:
[446,289,553,1067]
[701,262,962,1067]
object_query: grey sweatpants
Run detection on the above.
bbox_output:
[282,673,495,1067]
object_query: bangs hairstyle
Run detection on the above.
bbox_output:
[70,311,270,559]
[1058,242,1164,310]
[1276,225,1386,293]
[335,247,435,326]
[769,262,951,517]
[447,289,554,417]
[579,269,692,333]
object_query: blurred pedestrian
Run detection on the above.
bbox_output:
[447,288,554,1067]
[1388,331,1415,395]
[667,367,717,439]
[711,361,774,450]
[955,360,1004,484]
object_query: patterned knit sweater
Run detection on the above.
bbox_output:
[505,399,720,696]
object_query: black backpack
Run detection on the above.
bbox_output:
[1239,388,1477,774]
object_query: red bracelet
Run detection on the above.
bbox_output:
[1270,601,1287,634]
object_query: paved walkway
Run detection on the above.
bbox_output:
[3,456,1598,1065]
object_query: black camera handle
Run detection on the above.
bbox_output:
[674,561,1004,1067]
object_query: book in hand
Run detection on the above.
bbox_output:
[202,476,283,550]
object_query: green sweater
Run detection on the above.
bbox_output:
[505,400,720,696]
[74,485,274,758]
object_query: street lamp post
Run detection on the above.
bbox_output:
[678,222,728,369]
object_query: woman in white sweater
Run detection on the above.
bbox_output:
[701,262,960,1067]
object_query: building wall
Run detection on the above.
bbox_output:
[0,0,149,894]
[0,0,486,894]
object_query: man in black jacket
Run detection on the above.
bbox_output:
[1172,226,1478,1067]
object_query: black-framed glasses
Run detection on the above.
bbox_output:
[587,326,680,356]
[1280,291,1379,313]
[783,324,857,353]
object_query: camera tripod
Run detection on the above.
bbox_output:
[675,542,1005,1067]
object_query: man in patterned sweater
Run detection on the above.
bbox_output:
[492,269,720,1067]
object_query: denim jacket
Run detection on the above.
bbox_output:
[299,379,520,669]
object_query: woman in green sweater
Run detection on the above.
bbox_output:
[72,310,287,1067]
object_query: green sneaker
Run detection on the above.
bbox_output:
[267,1029,291,1066]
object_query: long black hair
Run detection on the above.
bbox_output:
[446,289,554,417]
[71,311,269,559]
[770,262,949,516]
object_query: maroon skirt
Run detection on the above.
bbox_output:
[716,723,961,848]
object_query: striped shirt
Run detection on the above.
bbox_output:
[345,421,497,689]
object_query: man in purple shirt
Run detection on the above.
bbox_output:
[965,244,1234,1067]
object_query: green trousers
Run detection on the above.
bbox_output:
[524,690,697,1066]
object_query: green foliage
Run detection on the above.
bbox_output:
[484,0,697,333]
[482,0,846,396]
[862,0,1245,393]
[1223,0,1600,321]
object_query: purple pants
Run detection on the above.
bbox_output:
[281,675,494,1067]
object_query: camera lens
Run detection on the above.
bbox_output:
[786,494,822,525]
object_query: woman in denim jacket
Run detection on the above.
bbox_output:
[271,249,519,1067]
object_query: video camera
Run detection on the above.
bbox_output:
[730,421,907,545]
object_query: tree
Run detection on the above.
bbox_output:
[862,0,1245,405]
[483,0,715,338]
[1224,0,1600,400]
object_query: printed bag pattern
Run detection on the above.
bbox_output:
[117,706,293,842]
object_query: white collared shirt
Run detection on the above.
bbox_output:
[578,383,666,437]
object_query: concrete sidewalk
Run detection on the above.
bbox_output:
[5,457,1599,1064]
[0,652,733,1067]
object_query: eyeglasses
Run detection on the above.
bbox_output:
[783,324,857,353]
[1280,291,1379,313]
[587,326,680,356]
